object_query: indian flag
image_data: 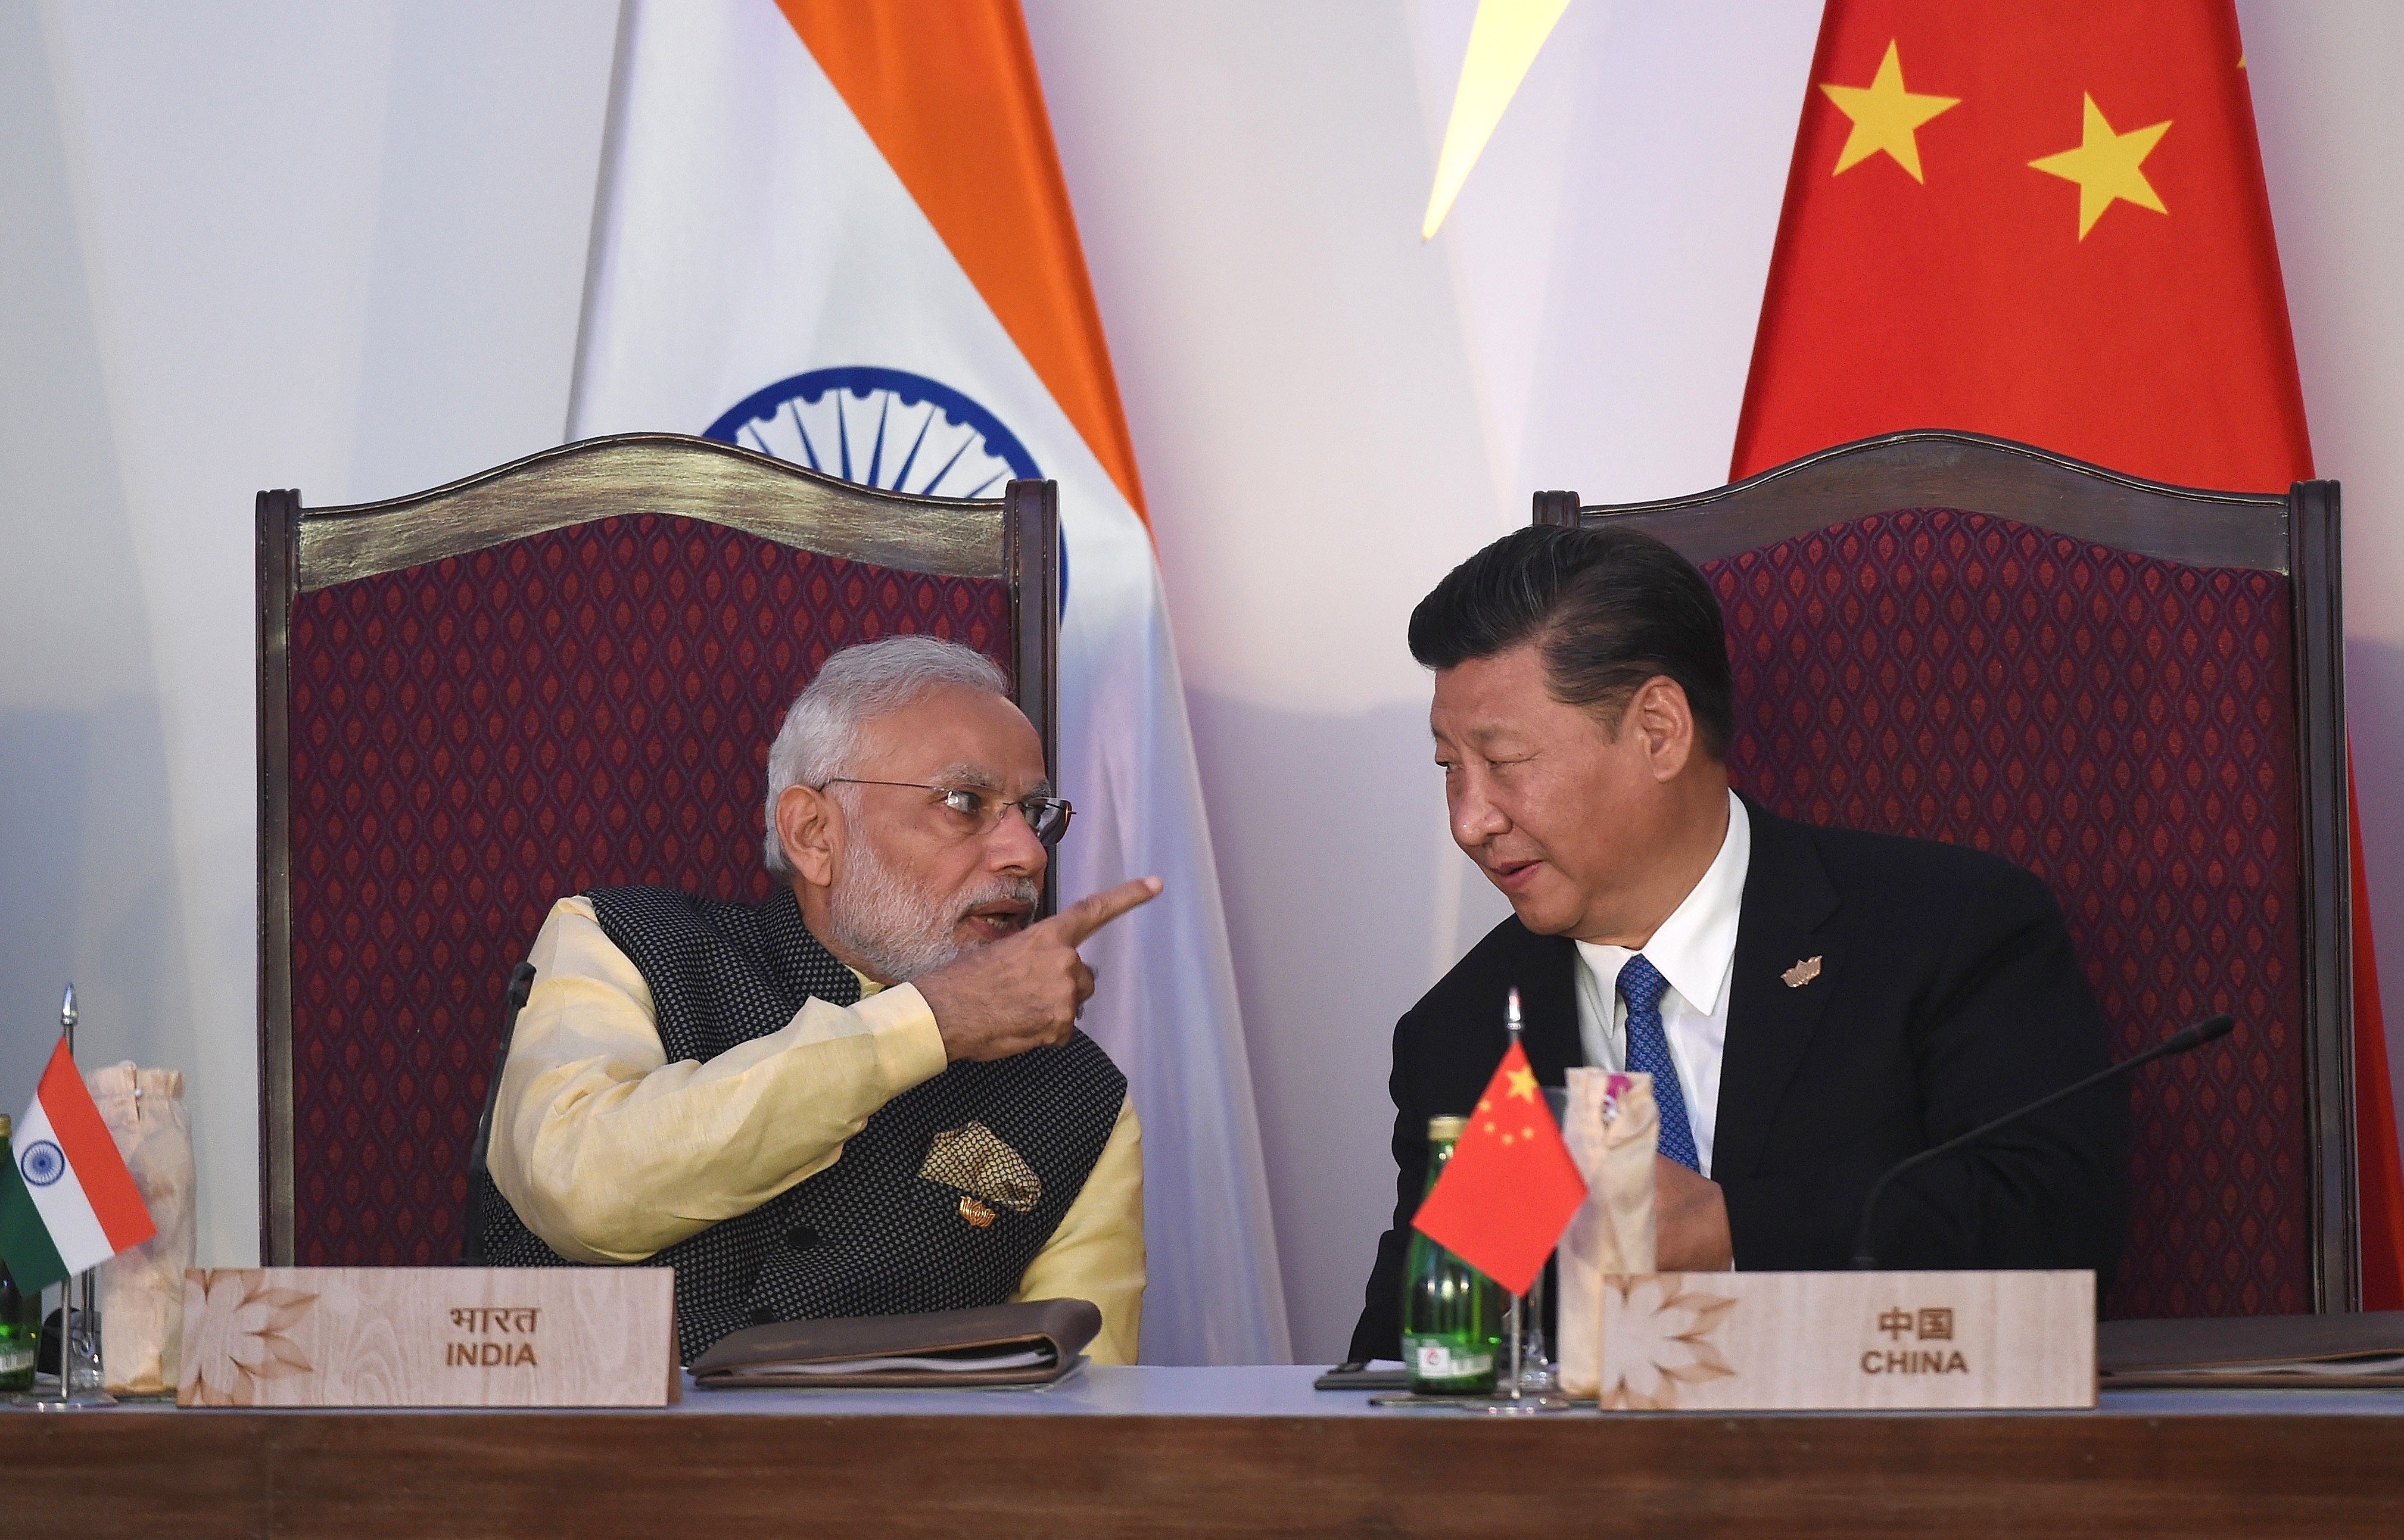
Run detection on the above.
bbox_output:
[0,1039,154,1296]
[567,1,1289,1362]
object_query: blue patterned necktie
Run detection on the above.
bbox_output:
[1618,953,1701,1173]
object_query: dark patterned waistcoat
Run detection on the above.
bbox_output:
[475,884,1128,1363]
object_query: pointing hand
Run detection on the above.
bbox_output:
[914,877,1163,1061]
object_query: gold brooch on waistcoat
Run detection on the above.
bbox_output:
[1783,956,1823,989]
[921,1121,1043,1217]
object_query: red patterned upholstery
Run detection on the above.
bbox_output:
[1706,509,2308,1318]
[284,512,1013,1264]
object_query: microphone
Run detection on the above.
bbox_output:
[1848,1014,2236,1270]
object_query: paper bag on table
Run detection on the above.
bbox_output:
[1556,1069,1657,1399]
[89,1064,195,1396]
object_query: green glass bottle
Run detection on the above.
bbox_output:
[0,1115,36,1394]
[1401,1115,1503,1395]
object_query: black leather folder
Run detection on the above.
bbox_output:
[2099,1310,2404,1388]
[690,1299,1101,1389]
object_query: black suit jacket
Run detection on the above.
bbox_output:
[1349,796,2128,1363]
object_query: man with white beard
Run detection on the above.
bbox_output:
[477,637,1156,1364]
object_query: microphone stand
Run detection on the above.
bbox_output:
[1850,1014,2237,1271]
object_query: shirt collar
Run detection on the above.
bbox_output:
[850,968,885,999]
[1574,789,1750,1017]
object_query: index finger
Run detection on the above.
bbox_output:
[1046,876,1164,946]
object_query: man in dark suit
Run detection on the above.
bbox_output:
[1351,525,2126,1362]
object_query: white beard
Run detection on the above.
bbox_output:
[824,830,1038,983]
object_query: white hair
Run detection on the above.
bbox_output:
[762,635,1011,874]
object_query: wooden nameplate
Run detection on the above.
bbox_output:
[1592,1270,2094,1411]
[177,1268,679,1408]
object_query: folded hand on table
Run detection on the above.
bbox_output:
[1652,1154,1733,1271]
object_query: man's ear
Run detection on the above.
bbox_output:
[775,783,841,889]
[1630,675,1696,783]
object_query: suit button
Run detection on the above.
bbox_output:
[750,1305,778,1326]
[786,1225,819,1251]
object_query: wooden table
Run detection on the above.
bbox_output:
[22,1366,2404,1536]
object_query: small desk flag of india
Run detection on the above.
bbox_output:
[1410,1041,1586,1296]
[0,1037,154,1296]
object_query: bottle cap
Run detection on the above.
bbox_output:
[1428,1115,1467,1142]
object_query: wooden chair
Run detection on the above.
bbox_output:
[256,432,1060,1266]
[1542,428,2355,1316]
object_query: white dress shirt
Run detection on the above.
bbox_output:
[1571,791,1751,1177]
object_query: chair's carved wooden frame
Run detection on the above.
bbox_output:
[255,432,1060,1265]
[1537,427,2357,1311]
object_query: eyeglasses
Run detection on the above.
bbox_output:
[818,779,1075,847]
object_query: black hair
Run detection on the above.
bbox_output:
[1406,524,1734,760]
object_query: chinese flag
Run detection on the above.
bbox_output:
[1412,1040,1588,1297]
[1734,0,2404,1308]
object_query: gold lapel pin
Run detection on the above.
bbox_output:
[1782,956,1823,989]
[958,1195,997,1229]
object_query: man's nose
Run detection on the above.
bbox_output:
[1451,776,1510,847]
[987,803,1049,874]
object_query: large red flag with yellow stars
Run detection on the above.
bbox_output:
[1733,0,2404,1310]
[1412,1040,1587,1298]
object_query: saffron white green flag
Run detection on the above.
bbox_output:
[566,0,1290,1364]
[1,1037,154,1296]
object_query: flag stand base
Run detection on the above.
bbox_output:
[18,1271,116,1408]
[1365,1389,1582,1413]
[1462,1392,1578,1414]
[1394,1288,1577,1413]
[15,1381,116,1410]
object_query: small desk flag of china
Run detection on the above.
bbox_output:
[1411,1040,1587,1296]
[0,1036,155,1296]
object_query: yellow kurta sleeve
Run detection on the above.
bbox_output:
[488,896,948,1264]
[1011,1094,1145,1364]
